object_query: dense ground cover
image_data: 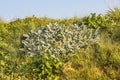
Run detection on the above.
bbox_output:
[0,8,120,80]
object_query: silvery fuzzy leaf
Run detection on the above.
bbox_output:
[40,40,45,44]
[28,48,32,51]
[38,30,42,34]
[23,34,29,38]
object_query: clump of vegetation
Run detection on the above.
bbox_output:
[21,23,99,56]
[83,13,115,29]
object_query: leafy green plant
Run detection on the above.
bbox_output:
[106,7,120,22]
[31,54,63,80]
[83,13,115,32]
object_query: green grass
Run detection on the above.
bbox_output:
[60,39,120,80]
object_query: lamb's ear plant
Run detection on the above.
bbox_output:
[21,23,99,79]
[21,23,99,56]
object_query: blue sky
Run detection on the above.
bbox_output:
[0,0,120,21]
